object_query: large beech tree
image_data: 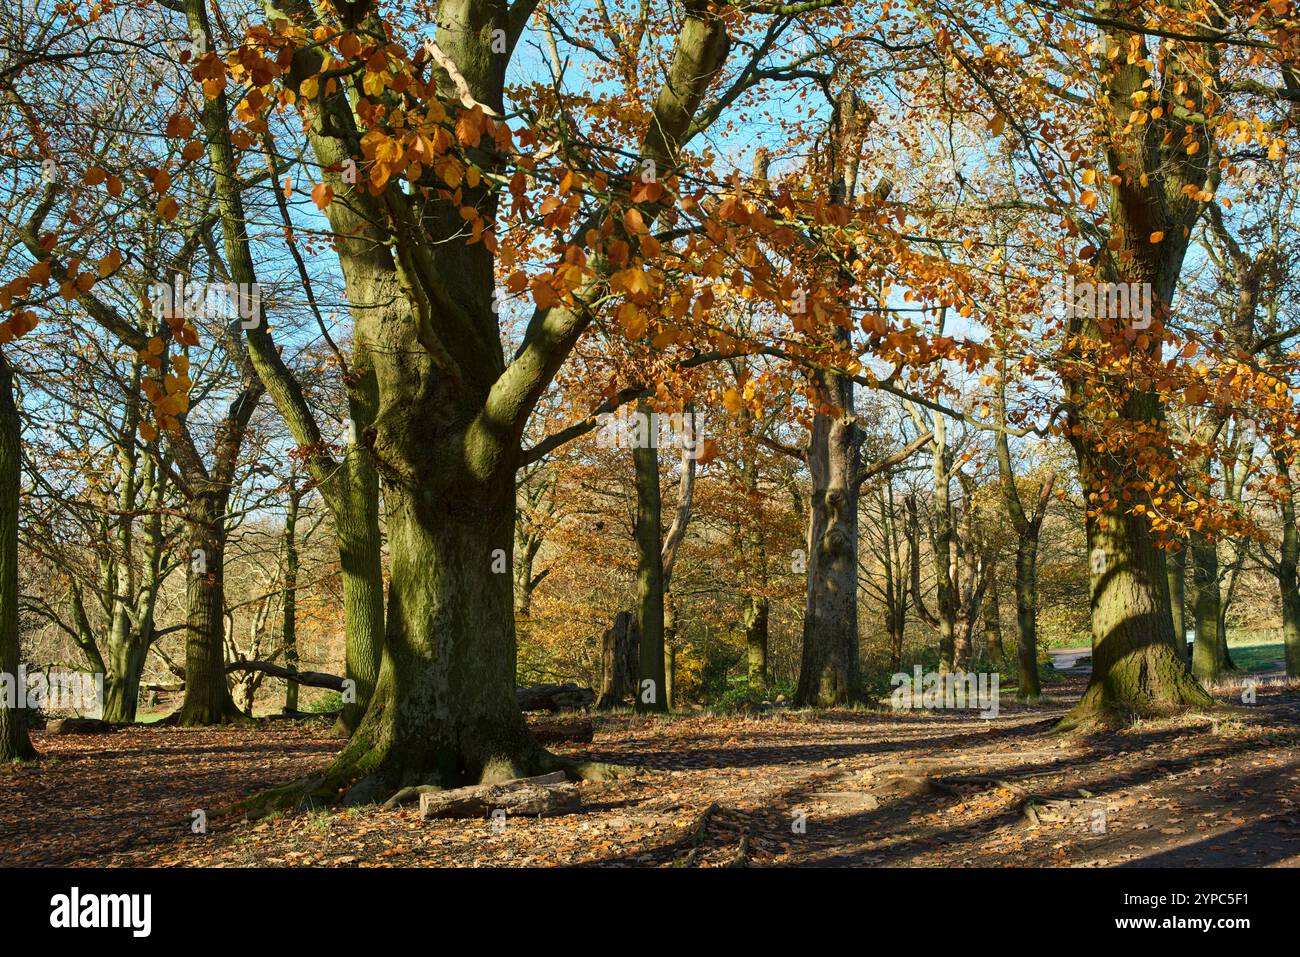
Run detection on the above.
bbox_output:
[197,0,787,801]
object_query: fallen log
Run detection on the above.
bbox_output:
[225,661,346,690]
[526,715,594,744]
[419,772,580,820]
[45,717,120,735]
[516,682,595,712]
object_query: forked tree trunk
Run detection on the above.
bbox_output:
[102,638,149,723]
[239,0,732,802]
[0,353,35,761]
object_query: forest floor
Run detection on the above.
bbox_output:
[3,672,1299,867]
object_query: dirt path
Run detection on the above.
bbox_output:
[2,678,1297,867]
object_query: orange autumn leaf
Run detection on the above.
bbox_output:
[311,182,334,209]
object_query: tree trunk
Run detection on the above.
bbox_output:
[597,611,639,709]
[325,474,540,800]
[1014,532,1042,700]
[101,638,148,723]
[178,491,243,725]
[1062,464,1212,726]
[795,380,862,707]
[1167,542,1189,666]
[282,486,301,714]
[982,565,1005,665]
[929,426,957,671]
[1276,454,1300,678]
[333,371,384,733]
[239,0,732,802]
[632,399,667,713]
[0,353,35,761]
[744,594,769,693]
[1188,531,1221,684]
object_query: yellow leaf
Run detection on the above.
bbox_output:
[97,251,122,278]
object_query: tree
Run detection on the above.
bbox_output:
[0,350,36,760]
[994,376,1055,700]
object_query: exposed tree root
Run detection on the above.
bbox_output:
[215,747,644,822]
[163,698,254,728]
[1054,662,1216,732]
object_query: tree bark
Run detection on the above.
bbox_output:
[597,611,639,709]
[744,593,769,693]
[1188,530,1222,684]
[0,352,35,761]
[1014,532,1042,699]
[632,398,667,713]
[1273,450,1300,677]
[795,378,862,706]
[1058,0,1217,724]
[982,562,1005,665]
[1167,542,1189,665]
[282,482,301,714]
[1063,467,1212,726]
[177,490,243,725]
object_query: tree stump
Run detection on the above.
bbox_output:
[597,610,639,709]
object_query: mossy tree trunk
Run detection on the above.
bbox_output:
[1058,1,1217,724]
[237,0,731,800]
[1063,456,1213,725]
[186,0,385,733]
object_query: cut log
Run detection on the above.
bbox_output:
[45,718,119,735]
[516,682,594,712]
[419,773,580,820]
[527,715,594,744]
